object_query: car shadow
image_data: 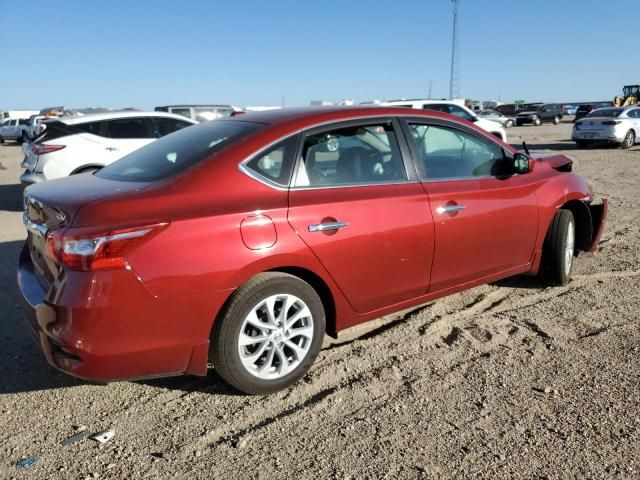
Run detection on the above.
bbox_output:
[0,183,25,212]
[0,240,90,394]
[491,275,545,290]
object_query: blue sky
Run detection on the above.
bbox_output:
[1,0,638,109]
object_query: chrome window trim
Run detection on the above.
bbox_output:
[237,115,415,191]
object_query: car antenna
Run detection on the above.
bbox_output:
[522,141,531,156]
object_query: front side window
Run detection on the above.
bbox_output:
[152,117,194,137]
[293,123,407,187]
[406,123,507,180]
[97,120,263,182]
[447,105,475,121]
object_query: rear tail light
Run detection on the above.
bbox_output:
[45,223,168,271]
[31,143,65,155]
[602,121,622,125]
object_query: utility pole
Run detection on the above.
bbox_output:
[428,80,432,99]
[449,0,460,99]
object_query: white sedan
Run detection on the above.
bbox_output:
[572,106,640,149]
[20,111,196,184]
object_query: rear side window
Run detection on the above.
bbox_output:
[152,117,194,137]
[76,121,107,136]
[245,136,299,186]
[105,117,154,139]
[422,104,449,113]
[96,120,263,182]
[293,123,407,187]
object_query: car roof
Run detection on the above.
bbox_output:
[222,105,474,130]
[58,111,197,125]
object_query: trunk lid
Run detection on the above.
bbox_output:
[23,174,151,288]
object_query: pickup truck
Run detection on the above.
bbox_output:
[0,118,29,143]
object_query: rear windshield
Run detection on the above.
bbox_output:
[96,120,263,182]
[586,108,623,118]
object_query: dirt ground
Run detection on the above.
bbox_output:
[0,121,638,480]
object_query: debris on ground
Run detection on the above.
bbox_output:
[89,429,115,444]
[16,455,38,471]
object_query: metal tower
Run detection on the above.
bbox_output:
[449,0,460,99]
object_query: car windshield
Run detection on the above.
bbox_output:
[586,108,623,118]
[96,120,264,182]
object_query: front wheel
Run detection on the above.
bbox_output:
[540,209,575,286]
[211,272,325,394]
[553,116,560,125]
[533,118,541,126]
[621,130,635,150]
[505,119,514,128]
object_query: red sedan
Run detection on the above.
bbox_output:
[18,107,607,393]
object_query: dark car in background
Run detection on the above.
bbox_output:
[516,103,563,126]
[574,102,613,122]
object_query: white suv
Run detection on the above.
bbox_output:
[20,111,196,184]
[379,99,507,142]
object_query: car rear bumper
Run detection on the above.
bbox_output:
[17,242,228,381]
[572,130,625,143]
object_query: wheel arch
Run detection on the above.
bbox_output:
[560,200,593,252]
[70,163,104,175]
[266,266,338,339]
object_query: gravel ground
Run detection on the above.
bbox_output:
[0,121,638,479]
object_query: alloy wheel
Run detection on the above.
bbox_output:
[564,220,574,275]
[237,294,314,380]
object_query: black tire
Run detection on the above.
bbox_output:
[575,140,589,149]
[505,120,514,128]
[533,118,541,126]
[540,209,575,286]
[0,136,4,143]
[621,130,635,150]
[211,272,326,394]
[16,135,23,145]
[553,116,560,125]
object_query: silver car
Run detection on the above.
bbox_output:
[477,109,516,128]
[572,106,640,149]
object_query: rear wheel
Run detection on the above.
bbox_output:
[540,209,575,286]
[533,118,541,126]
[621,130,635,149]
[505,119,514,128]
[553,116,560,125]
[211,272,325,394]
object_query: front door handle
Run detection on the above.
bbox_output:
[308,221,349,233]
[436,204,466,214]
[105,147,119,152]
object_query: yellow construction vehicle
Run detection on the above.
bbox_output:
[613,85,639,107]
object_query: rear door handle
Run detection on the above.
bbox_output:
[436,205,466,214]
[308,221,349,233]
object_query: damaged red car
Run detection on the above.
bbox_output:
[18,107,607,393]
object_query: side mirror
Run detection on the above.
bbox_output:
[513,153,531,174]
